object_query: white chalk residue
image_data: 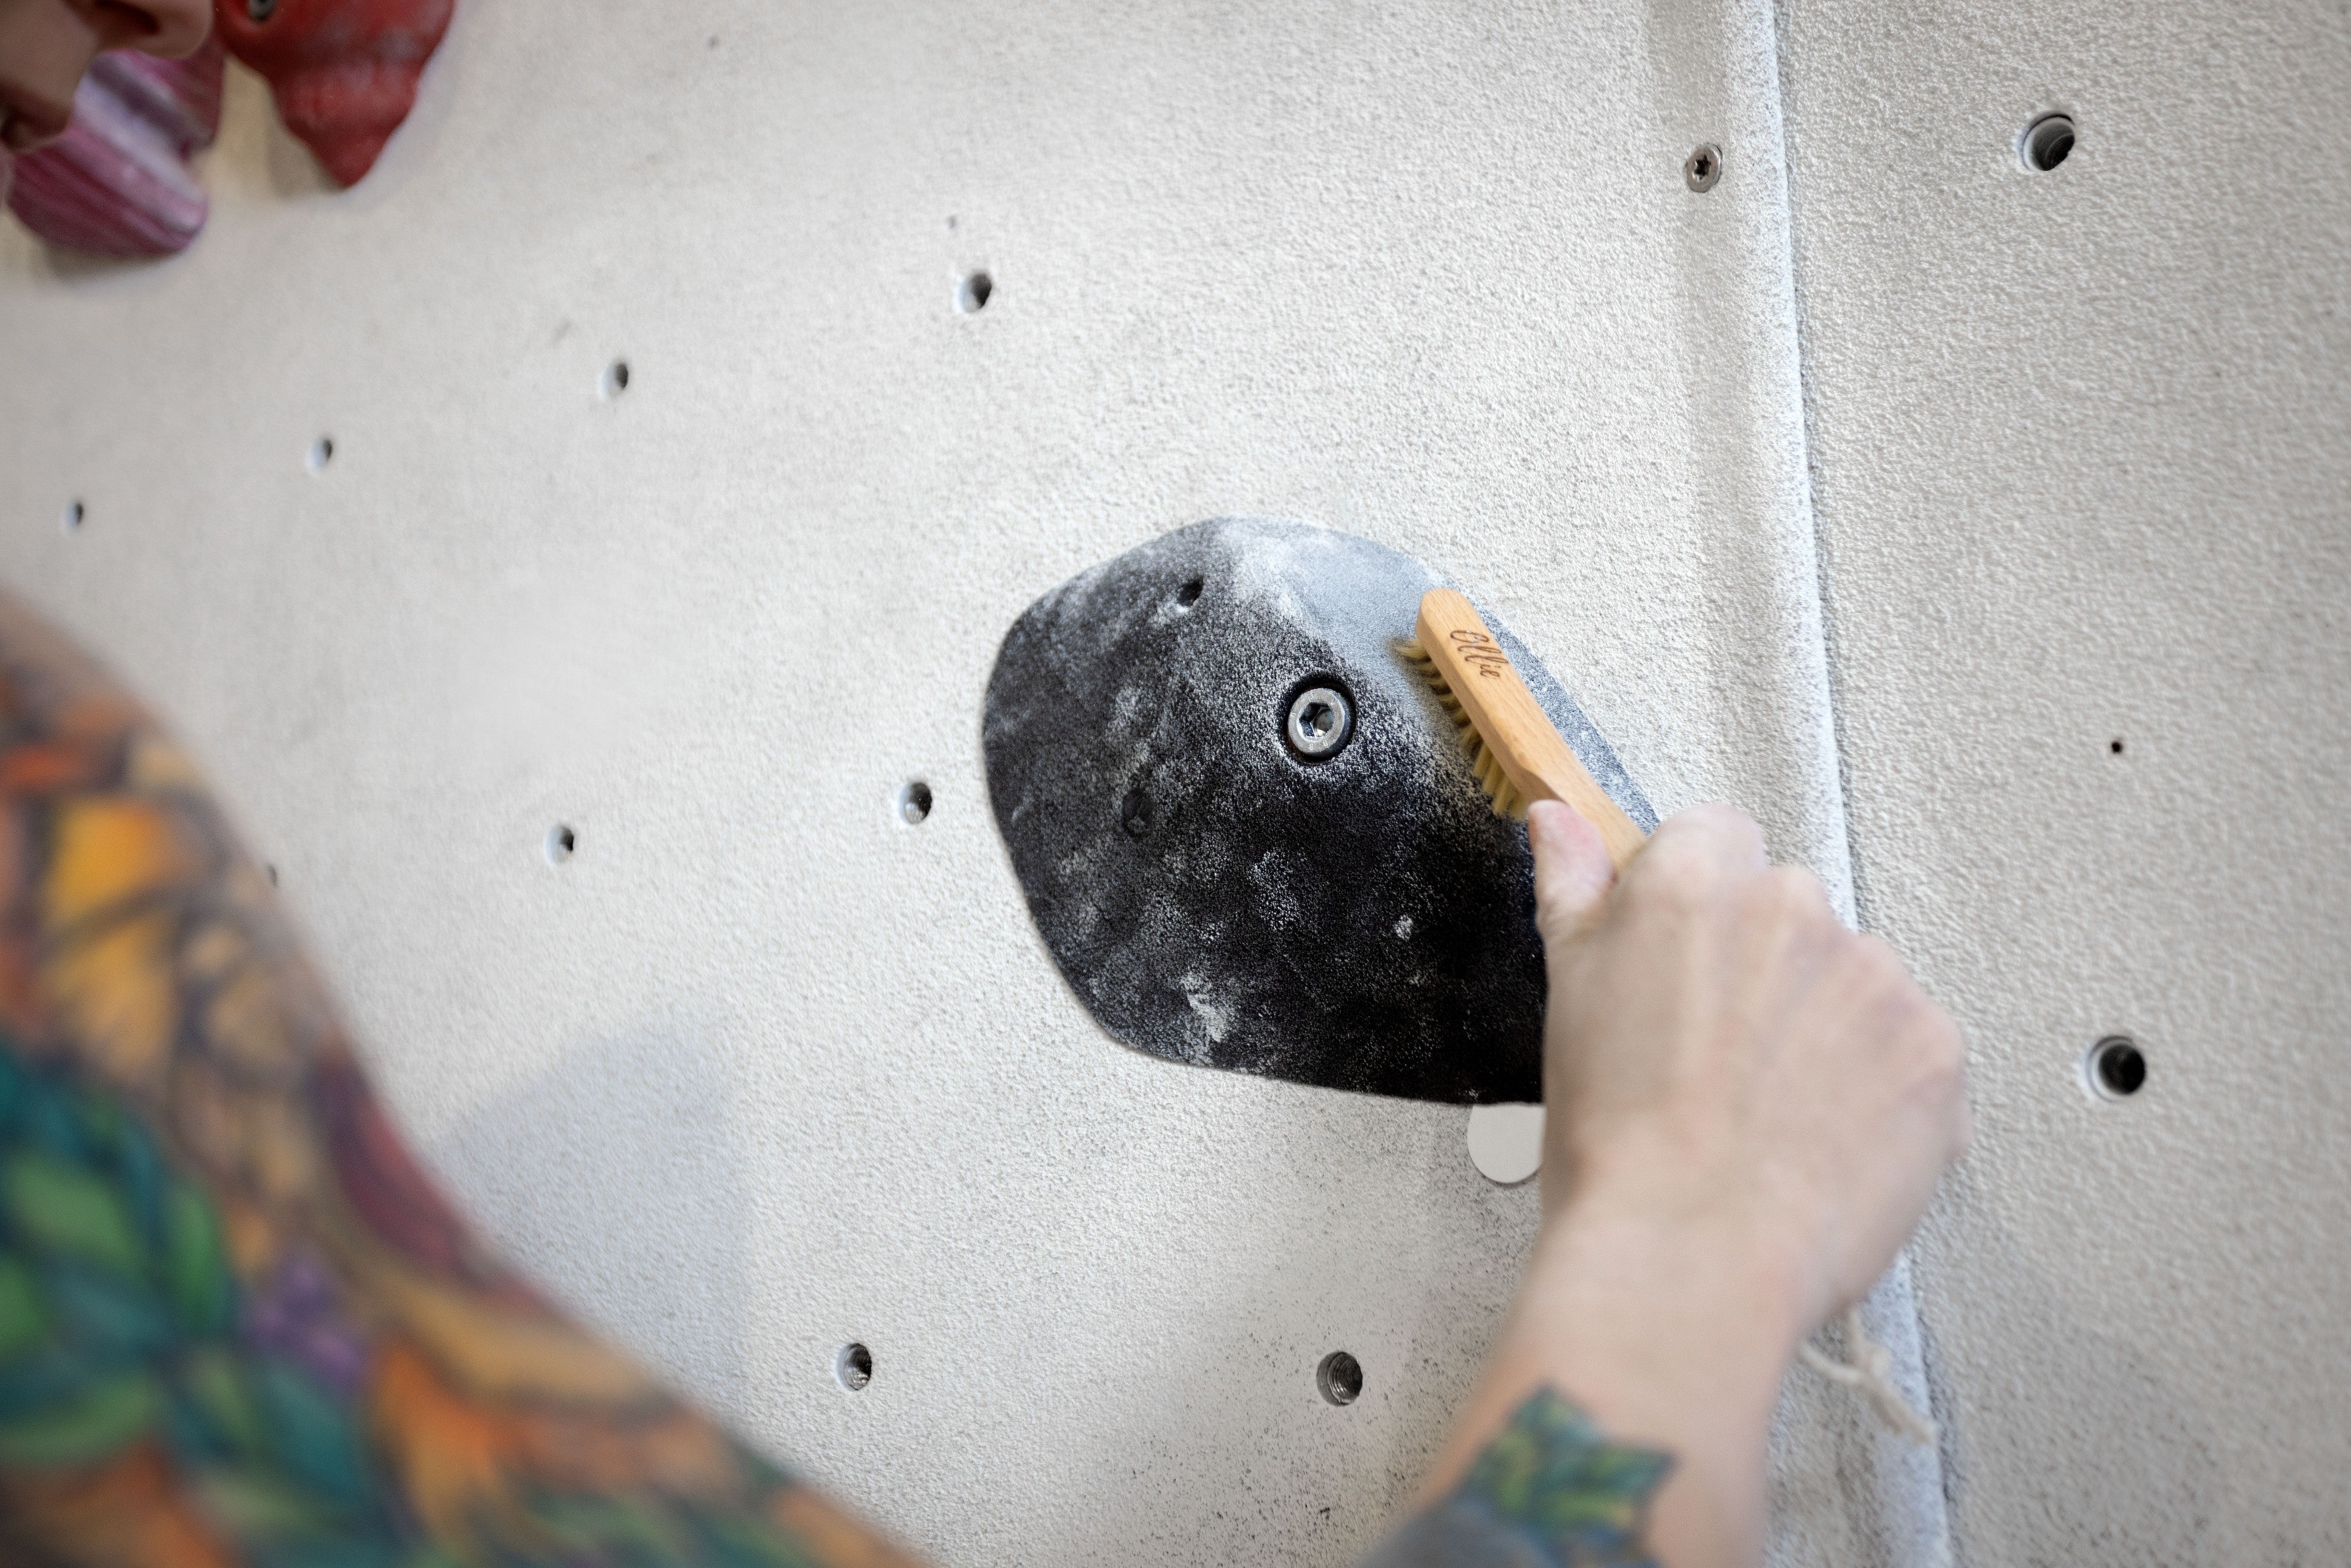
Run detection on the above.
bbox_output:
[1179,973,1234,1047]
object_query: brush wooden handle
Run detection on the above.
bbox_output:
[1416,588,1649,872]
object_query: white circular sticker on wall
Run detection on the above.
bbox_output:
[1466,1103,1545,1185]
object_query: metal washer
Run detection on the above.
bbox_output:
[1285,685,1354,759]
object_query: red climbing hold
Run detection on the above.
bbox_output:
[212,0,456,187]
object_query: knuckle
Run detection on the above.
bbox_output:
[1850,935,1964,1060]
[1853,931,1919,991]
[1761,863,1832,922]
[1923,1003,1965,1062]
[1658,804,1764,869]
[1627,838,1716,914]
[1727,865,1831,945]
[1914,1039,1967,1109]
[1672,800,1749,835]
[1894,990,1967,1081]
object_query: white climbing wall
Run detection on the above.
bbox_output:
[0,0,2343,1563]
[1776,3,2351,1559]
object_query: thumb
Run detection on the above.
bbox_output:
[1528,799,1616,950]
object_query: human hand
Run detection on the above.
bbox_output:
[1417,801,1967,1566]
[1528,799,1970,1345]
[0,0,213,152]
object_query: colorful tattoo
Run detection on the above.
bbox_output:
[0,598,920,1566]
[1359,1390,1672,1568]
[0,595,1671,1568]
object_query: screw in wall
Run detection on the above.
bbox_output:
[1684,143,1723,192]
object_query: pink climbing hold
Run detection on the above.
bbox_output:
[212,0,456,187]
[5,35,225,257]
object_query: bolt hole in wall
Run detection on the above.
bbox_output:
[59,500,83,533]
[2085,1035,2147,1100]
[835,1342,873,1392]
[601,360,630,400]
[307,436,333,473]
[544,824,577,865]
[898,780,933,825]
[2021,113,2075,172]
[1684,143,1722,192]
[1317,1351,1364,1406]
[956,271,993,314]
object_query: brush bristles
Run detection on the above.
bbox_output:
[1395,638,1525,820]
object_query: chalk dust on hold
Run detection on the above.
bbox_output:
[981,516,1653,1104]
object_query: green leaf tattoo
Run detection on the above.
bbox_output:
[1360,1389,1673,1568]
[1461,1390,1673,1563]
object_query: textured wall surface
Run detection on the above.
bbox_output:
[1777,4,2351,1561]
[1,0,2337,1562]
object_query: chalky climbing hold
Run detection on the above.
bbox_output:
[983,517,1655,1104]
[212,0,455,186]
[5,37,223,256]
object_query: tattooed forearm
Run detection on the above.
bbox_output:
[1359,1390,1673,1568]
[0,595,921,1566]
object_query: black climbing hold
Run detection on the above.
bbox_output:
[982,517,1655,1104]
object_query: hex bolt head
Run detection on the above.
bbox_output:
[1285,685,1354,760]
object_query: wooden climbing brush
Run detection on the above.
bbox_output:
[1396,588,1649,873]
